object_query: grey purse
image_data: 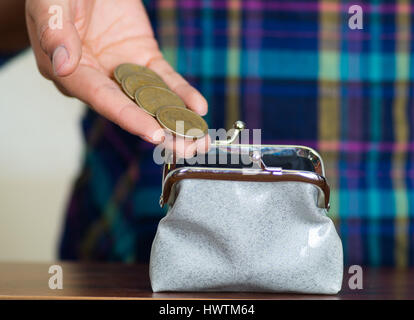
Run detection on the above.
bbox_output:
[150,122,343,294]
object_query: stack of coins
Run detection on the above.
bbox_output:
[114,63,208,139]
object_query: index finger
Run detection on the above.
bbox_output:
[58,65,164,144]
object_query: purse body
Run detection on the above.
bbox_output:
[150,178,343,294]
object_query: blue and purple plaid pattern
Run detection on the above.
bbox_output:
[60,0,414,266]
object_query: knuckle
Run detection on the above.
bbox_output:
[116,105,127,126]
[146,54,164,69]
[39,26,56,56]
[172,81,190,92]
[115,103,135,129]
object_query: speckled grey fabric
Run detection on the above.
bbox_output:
[150,179,343,294]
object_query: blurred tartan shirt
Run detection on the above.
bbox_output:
[59,0,414,267]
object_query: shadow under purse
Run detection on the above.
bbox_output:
[150,122,343,294]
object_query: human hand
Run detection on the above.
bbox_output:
[26,0,209,157]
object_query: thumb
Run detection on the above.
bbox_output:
[26,0,81,77]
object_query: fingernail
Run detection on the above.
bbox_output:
[140,134,165,144]
[52,45,69,76]
[139,135,153,143]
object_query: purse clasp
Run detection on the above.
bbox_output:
[159,121,330,210]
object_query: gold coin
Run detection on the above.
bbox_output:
[114,63,143,84]
[135,86,186,116]
[156,106,208,139]
[114,63,163,84]
[140,67,164,82]
[122,74,167,99]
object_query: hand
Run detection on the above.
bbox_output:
[26,0,209,157]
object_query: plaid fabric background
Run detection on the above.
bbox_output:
[60,0,414,267]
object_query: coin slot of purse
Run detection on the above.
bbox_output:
[161,147,330,209]
[160,166,330,209]
[174,148,316,172]
[160,121,328,209]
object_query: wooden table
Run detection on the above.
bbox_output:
[0,262,413,300]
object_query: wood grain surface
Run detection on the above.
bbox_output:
[0,262,413,300]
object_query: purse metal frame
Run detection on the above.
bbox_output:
[160,121,330,210]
